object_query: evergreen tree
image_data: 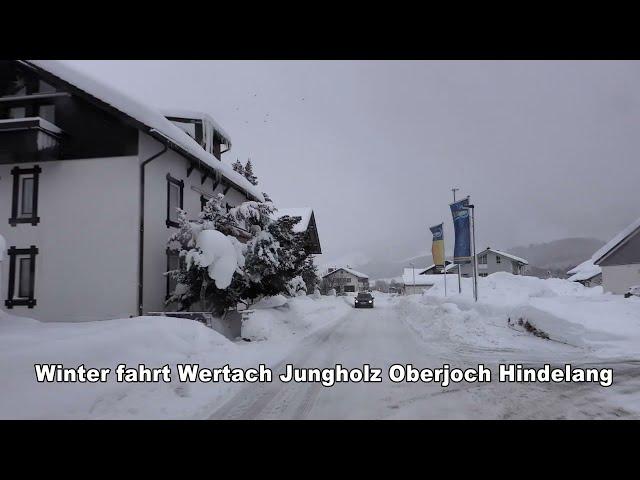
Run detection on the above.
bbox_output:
[244,159,258,185]
[231,159,244,176]
[166,198,316,316]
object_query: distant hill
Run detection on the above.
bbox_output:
[509,237,605,276]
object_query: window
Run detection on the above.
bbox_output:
[5,246,38,308]
[496,255,501,264]
[344,285,355,292]
[9,166,40,226]
[166,250,181,299]
[166,174,184,228]
[478,255,487,265]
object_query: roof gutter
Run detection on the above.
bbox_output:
[138,142,168,316]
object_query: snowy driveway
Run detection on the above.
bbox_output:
[210,296,640,419]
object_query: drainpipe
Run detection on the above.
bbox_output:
[138,142,168,316]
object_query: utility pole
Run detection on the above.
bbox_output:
[451,187,459,203]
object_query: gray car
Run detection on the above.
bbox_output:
[354,292,374,308]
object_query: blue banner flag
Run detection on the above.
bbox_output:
[450,197,471,263]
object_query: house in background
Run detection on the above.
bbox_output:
[566,259,602,287]
[593,216,640,295]
[459,247,528,278]
[402,268,435,295]
[0,60,272,322]
[272,207,321,254]
[321,267,369,294]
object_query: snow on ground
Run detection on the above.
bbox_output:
[0,295,351,419]
[401,272,640,361]
[2,272,639,419]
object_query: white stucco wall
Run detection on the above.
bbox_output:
[139,133,250,314]
[0,156,139,321]
[601,264,640,295]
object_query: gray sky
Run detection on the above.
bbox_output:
[68,60,640,266]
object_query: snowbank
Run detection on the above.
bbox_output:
[242,295,351,342]
[0,295,351,419]
[413,272,640,360]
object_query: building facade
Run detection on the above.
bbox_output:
[593,217,640,295]
[321,267,369,294]
[0,60,265,322]
[459,248,528,278]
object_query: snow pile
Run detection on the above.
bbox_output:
[0,293,352,419]
[414,272,640,359]
[0,314,240,419]
[242,295,351,342]
[186,230,243,289]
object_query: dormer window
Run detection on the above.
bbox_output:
[162,110,231,160]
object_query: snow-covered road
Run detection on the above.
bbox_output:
[210,296,640,419]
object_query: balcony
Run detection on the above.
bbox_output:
[0,117,62,164]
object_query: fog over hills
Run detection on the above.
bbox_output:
[332,237,606,281]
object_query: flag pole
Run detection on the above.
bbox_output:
[451,187,462,295]
[469,203,478,302]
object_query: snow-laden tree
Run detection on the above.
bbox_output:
[244,159,258,186]
[166,197,316,315]
[232,159,244,176]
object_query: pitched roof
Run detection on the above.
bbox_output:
[593,216,640,265]
[480,248,528,265]
[402,268,436,286]
[567,259,602,282]
[272,208,313,233]
[20,60,263,202]
[421,261,456,274]
[322,267,369,279]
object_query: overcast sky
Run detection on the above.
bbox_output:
[67,60,640,266]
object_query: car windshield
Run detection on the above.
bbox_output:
[357,293,372,299]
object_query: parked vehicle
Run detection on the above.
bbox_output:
[355,292,374,308]
[624,285,640,298]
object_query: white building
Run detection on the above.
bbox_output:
[593,216,640,295]
[0,60,277,322]
[459,247,528,278]
[402,268,435,295]
[321,267,369,294]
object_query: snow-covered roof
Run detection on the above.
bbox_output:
[567,259,602,283]
[593,216,640,265]
[402,268,436,286]
[322,267,369,279]
[21,60,263,202]
[421,262,456,273]
[160,108,231,145]
[272,208,313,233]
[481,248,528,265]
